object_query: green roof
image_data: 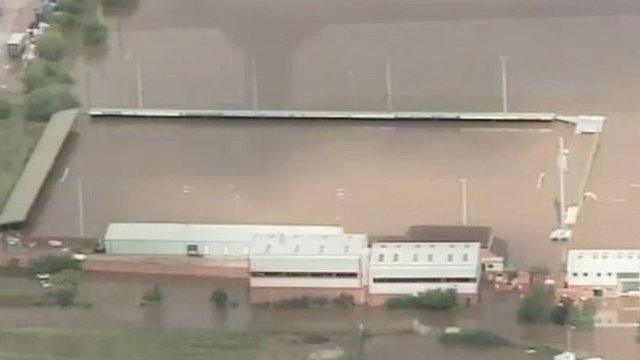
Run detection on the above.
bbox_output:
[0,109,78,226]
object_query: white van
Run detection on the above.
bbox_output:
[6,33,27,59]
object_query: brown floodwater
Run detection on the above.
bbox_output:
[13,0,640,357]
[1,273,638,359]
[26,117,592,270]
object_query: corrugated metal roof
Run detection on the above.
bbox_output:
[0,109,78,226]
[105,223,345,243]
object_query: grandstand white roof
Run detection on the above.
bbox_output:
[104,223,344,243]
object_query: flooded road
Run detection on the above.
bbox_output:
[1,274,638,359]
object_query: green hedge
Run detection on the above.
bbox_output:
[440,329,513,346]
[386,289,457,310]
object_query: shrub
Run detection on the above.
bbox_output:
[0,99,12,119]
[387,289,458,310]
[30,255,81,274]
[440,329,513,346]
[23,60,74,93]
[142,285,163,303]
[83,19,108,46]
[517,286,554,323]
[24,84,79,121]
[36,29,65,62]
[210,289,229,307]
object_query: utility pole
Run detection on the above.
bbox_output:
[499,56,509,113]
[78,178,85,237]
[385,57,393,111]
[460,179,468,226]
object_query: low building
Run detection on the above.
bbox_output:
[103,223,344,258]
[368,225,484,306]
[566,249,640,298]
[249,233,369,304]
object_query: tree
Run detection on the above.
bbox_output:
[47,269,82,307]
[36,30,65,62]
[83,20,108,46]
[142,285,163,303]
[24,85,79,121]
[569,299,597,331]
[517,285,554,323]
[23,60,74,93]
[0,99,11,119]
[210,289,229,307]
[30,255,82,275]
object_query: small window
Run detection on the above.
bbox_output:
[412,253,418,262]
[294,245,300,253]
[393,253,399,262]
[602,253,609,259]
[628,252,634,259]
[447,254,453,262]
[572,272,578,277]
[593,253,599,259]
[427,254,434,262]
[462,254,469,262]
[583,272,588,277]
[343,245,349,254]
[265,245,271,254]
[319,245,326,254]
[378,254,385,262]
[597,273,602,277]
[607,272,613,277]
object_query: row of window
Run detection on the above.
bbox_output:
[575,252,640,260]
[264,244,352,254]
[251,271,358,278]
[379,244,472,249]
[377,253,471,263]
[372,277,477,283]
[570,272,640,279]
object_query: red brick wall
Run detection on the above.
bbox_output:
[84,256,249,279]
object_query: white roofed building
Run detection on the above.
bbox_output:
[103,223,344,258]
[249,233,369,304]
[566,249,640,298]
[368,225,484,307]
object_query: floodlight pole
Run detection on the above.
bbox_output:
[499,56,509,113]
[460,178,468,226]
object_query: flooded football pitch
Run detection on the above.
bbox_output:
[7,0,640,358]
